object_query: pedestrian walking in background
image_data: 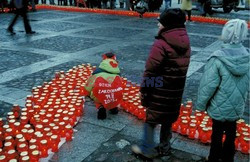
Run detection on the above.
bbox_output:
[196,19,249,162]
[178,0,182,4]
[7,0,35,35]
[181,0,192,21]
[164,0,171,9]
[131,8,190,159]
[30,0,36,11]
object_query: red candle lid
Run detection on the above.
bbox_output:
[191,120,197,123]
[20,151,28,157]
[22,156,29,161]
[44,127,51,132]
[16,134,23,139]
[243,137,250,141]
[32,150,39,155]
[29,145,37,149]
[28,129,34,133]
[19,143,26,148]
[5,136,12,140]
[190,123,196,127]
[21,116,27,119]
[4,142,12,147]
[182,120,188,124]
[6,128,12,132]
[51,135,58,139]
[40,140,47,144]
[8,149,15,154]
[7,112,14,115]
[3,125,9,129]
[30,139,37,143]
[0,155,5,160]
[202,127,209,131]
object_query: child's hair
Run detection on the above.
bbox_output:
[102,52,117,60]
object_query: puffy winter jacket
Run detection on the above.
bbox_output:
[197,44,250,121]
[141,27,191,124]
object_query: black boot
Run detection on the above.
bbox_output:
[109,107,118,114]
[97,106,107,120]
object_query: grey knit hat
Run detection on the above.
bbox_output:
[221,19,248,44]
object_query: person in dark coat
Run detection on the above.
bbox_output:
[7,0,35,34]
[132,8,191,159]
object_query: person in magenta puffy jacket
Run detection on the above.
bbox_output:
[132,8,191,159]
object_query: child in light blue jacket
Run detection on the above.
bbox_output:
[197,19,249,162]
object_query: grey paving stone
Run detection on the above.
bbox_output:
[186,23,222,36]
[18,35,108,53]
[83,133,205,162]
[82,101,137,131]
[50,122,117,162]
[65,13,124,22]
[1,61,84,91]
[75,27,145,39]
[32,21,87,32]
[189,35,218,48]
[0,49,51,73]
[0,100,14,118]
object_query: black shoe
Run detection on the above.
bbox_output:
[109,107,118,114]
[131,145,158,160]
[97,106,106,120]
[155,145,171,156]
[201,13,206,17]
[7,28,16,35]
[26,31,36,34]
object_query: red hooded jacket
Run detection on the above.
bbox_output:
[141,27,191,124]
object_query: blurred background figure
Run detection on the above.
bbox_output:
[181,0,192,21]
[7,0,35,34]
[164,0,171,9]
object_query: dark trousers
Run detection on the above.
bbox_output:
[8,8,32,33]
[208,119,236,162]
[141,122,172,154]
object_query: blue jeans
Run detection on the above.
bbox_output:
[141,122,172,155]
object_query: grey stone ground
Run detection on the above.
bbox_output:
[0,1,249,162]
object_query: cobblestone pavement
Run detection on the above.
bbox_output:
[0,4,249,162]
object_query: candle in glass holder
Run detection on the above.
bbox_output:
[188,123,197,139]
[51,135,60,152]
[180,120,188,135]
[35,124,43,132]
[4,128,13,138]
[29,144,38,155]
[0,155,6,162]
[30,150,39,162]
[235,133,241,150]
[65,125,73,141]
[52,126,59,135]
[200,127,210,144]
[18,131,26,142]
[137,106,145,120]
[17,143,28,153]
[240,137,250,154]
[4,142,15,152]
[7,150,18,160]
[39,140,48,158]
[20,151,28,158]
